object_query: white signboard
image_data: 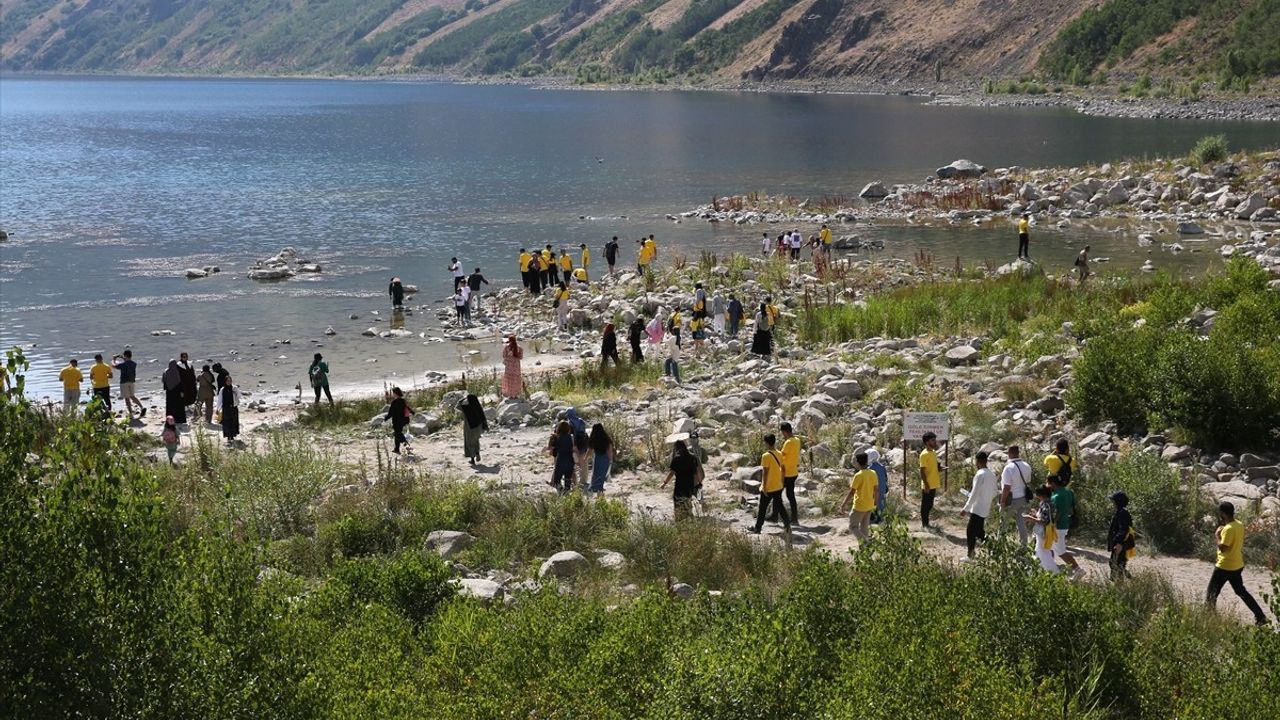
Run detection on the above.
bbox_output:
[903,411,950,442]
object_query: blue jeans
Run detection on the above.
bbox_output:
[664,358,681,383]
[590,452,611,493]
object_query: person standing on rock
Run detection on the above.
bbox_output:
[1025,485,1060,573]
[1106,491,1136,582]
[1074,245,1091,284]
[89,353,113,415]
[110,349,143,419]
[309,353,333,406]
[637,239,653,277]
[750,434,791,535]
[918,432,942,530]
[999,445,1033,544]
[820,224,832,254]
[467,267,489,312]
[692,283,708,320]
[1206,501,1268,625]
[449,257,464,292]
[663,331,682,384]
[727,294,744,338]
[386,386,412,455]
[389,276,405,309]
[769,422,801,524]
[588,423,615,494]
[605,236,619,276]
[547,420,577,493]
[750,303,773,359]
[666,307,683,348]
[789,230,802,261]
[961,451,999,559]
[711,293,727,335]
[553,281,570,330]
[216,374,241,446]
[519,249,533,292]
[600,323,621,368]
[868,448,889,524]
[526,253,542,295]
[840,451,879,542]
[579,243,590,279]
[1017,213,1031,260]
[661,439,703,521]
[541,245,554,288]
[458,393,488,465]
[453,286,469,327]
[628,316,645,363]
[162,360,186,425]
[197,364,216,423]
[502,335,524,398]
[559,250,574,286]
[566,408,591,489]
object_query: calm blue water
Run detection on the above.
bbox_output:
[1,77,1275,398]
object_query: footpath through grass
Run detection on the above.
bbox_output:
[3,351,1278,719]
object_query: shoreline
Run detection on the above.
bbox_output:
[7,70,1278,123]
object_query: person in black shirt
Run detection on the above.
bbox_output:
[386,386,413,455]
[467,267,489,312]
[661,440,703,521]
[389,277,405,309]
[1107,491,1135,582]
[600,323,621,368]
[112,349,144,419]
[605,236,620,275]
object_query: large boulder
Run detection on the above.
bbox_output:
[425,530,476,559]
[496,398,532,425]
[184,268,209,279]
[820,379,863,401]
[1236,193,1267,220]
[859,181,889,200]
[944,345,980,367]
[248,267,294,281]
[937,159,987,179]
[1176,222,1206,235]
[1204,480,1263,502]
[539,550,589,580]
[996,259,1036,276]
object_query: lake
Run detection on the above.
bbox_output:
[1,76,1275,400]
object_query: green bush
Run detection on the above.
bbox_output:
[1190,134,1228,165]
[1084,451,1208,554]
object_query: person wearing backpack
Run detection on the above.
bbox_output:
[309,353,333,406]
[1106,491,1136,582]
[566,408,590,489]
[1048,474,1083,579]
[1024,485,1060,573]
[1044,439,1077,486]
[750,434,792,535]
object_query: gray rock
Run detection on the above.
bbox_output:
[859,181,889,200]
[184,268,209,279]
[595,550,627,571]
[1239,453,1268,468]
[1205,480,1263,502]
[944,345,980,367]
[671,582,695,599]
[455,578,504,604]
[1177,222,1206,235]
[1160,445,1194,463]
[425,530,476,559]
[821,379,863,400]
[539,550,589,580]
[1244,466,1280,481]
[937,159,987,179]
[496,398,532,425]
[1235,193,1266,220]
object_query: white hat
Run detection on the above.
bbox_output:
[865,448,880,464]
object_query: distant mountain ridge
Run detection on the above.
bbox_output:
[1,0,1276,85]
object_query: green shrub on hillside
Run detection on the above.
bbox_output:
[1080,452,1208,554]
[1040,0,1204,79]
[1190,134,1229,165]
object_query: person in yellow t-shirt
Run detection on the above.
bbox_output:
[1206,501,1268,624]
[1017,213,1031,260]
[918,432,942,530]
[541,245,554,289]
[88,353,113,413]
[750,433,791,534]
[820,224,832,254]
[59,358,83,413]
[840,452,880,540]
[559,251,573,285]
[645,235,657,262]
[763,298,779,330]
[1044,439,1077,479]
[637,239,653,275]
[770,422,802,523]
[579,243,590,274]
[572,267,588,285]
[690,315,705,355]
[519,248,533,292]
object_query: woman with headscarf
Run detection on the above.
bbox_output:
[457,393,489,465]
[162,360,187,424]
[751,303,774,358]
[600,323,620,369]
[502,335,524,399]
[547,420,577,493]
[565,408,590,489]
[212,362,229,391]
[628,316,645,363]
[215,374,240,445]
[587,423,614,494]
[309,353,333,405]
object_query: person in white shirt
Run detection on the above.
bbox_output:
[663,332,681,384]
[449,257,465,292]
[789,230,802,260]
[454,286,471,327]
[761,232,772,257]
[961,450,999,558]
[999,444,1033,543]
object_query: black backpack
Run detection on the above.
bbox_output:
[573,428,589,452]
[1052,453,1074,486]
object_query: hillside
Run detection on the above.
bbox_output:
[1,0,1277,84]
